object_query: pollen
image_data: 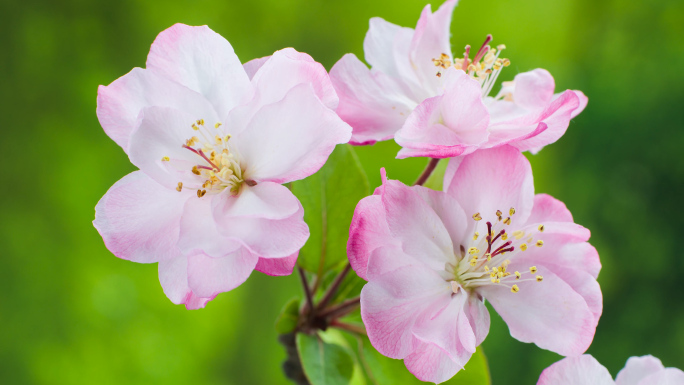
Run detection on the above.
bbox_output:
[520,243,528,251]
[511,284,519,293]
[176,182,183,192]
[192,166,201,175]
[473,213,482,221]
[515,271,521,279]
[197,189,207,198]
[468,247,479,255]
[162,156,170,162]
[536,275,544,282]
[530,266,538,274]
[536,240,544,247]
[496,210,502,217]
[503,217,511,225]
[215,122,222,128]
[538,224,545,232]
[473,232,479,240]
[509,207,516,216]
[501,233,508,241]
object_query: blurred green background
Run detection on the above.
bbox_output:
[1,0,683,383]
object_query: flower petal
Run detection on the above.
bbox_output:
[404,341,464,384]
[250,48,338,110]
[213,201,309,259]
[177,195,243,258]
[94,171,189,263]
[96,68,217,151]
[464,294,490,347]
[186,249,258,298]
[478,266,596,356]
[347,195,399,281]
[211,182,299,220]
[330,53,416,145]
[255,253,298,276]
[361,258,452,359]
[243,56,270,80]
[158,256,214,310]
[408,0,458,96]
[636,369,684,385]
[411,185,469,256]
[527,193,574,223]
[615,356,665,385]
[445,146,535,225]
[231,83,351,184]
[512,69,555,110]
[537,355,614,385]
[146,24,253,118]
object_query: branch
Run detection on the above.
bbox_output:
[414,158,440,186]
[316,264,351,311]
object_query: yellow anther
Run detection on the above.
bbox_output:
[224,135,232,142]
[473,213,482,221]
[536,275,544,282]
[536,240,544,247]
[491,277,498,283]
[513,230,524,239]
[509,207,516,216]
[470,259,478,266]
[496,210,503,217]
[192,124,199,131]
[496,278,501,283]
[197,189,207,198]
[468,247,479,255]
[176,182,183,192]
[215,122,222,128]
[511,284,519,293]
[502,58,511,67]
[484,266,490,272]
[530,266,538,274]
[515,271,521,279]
[473,232,479,240]
[215,135,223,144]
[503,217,511,225]
[498,271,504,278]
[520,243,528,251]
[538,224,545,232]
[501,233,508,241]
[162,156,170,162]
[197,119,205,126]
[485,253,492,261]
[192,166,201,175]
[492,267,499,273]
[497,44,507,50]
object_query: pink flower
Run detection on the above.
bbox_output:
[538,354,684,385]
[94,24,351,309]
[347,146,601,383]
[329,0,587,158]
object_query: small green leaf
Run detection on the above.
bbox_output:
[296,332,355,385]
[354,336,491,385]
[292,144,370,274]
[275,298,300,334]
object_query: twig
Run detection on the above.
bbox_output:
[318,297,361,319]
[330,320,366,335]
[414,158,440,186]
[316,264,351,311]
[298,266,315,322]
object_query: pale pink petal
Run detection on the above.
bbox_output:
[636,369,684,385]
[158,256,214,310]
[404,341,464,384]
[537,355,614,385]
[381,178,456,270]
[255,253,298,276]
[128,106,219,189]
[572,90,588,118]
[213,202,309,259]
[330,53,415,145]
[408,0,458,95]
[177,195,242,258]
[243,56,269,80]
[96,68,217,151]
[146,24,253,118]
[94,171,189,263]
[445,146,534,224]
[365,246,422,280]
[250,48,338,110]
[347,195,399,281]
[527,193,574,224]
[478,266,595,356]
[512,69,555,110]
[361,260,452,359]
[411,185,469,256]
[464,295,490,346]
[395,70,489,159]
[615,356,665,385]
[186,249,258,298]
[412,293,476,365]
[211,182,299,220]
[231,84,351,183]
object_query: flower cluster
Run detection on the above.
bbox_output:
[91,1,679,384]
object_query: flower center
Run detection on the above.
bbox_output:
[446,208,544,294]
[162,119,250,197]
[432,34,511,99]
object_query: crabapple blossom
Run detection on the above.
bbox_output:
[347,146,601,383]
[94,24,351,309]
[538,354,684,385]
[330,0,587,158]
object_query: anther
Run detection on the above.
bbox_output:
[509,207,516,216]
[215,122,222,128]
[473,213,482,221]
[473,232,479,240]
[536,240,544,247]
[192,166,201,175]
[176,182,183,192]
[503,217,511,225]
[520,243,528,251]
[197,189,207,198]
[515,271,521,279]
[538,224,545,232]
[468,247,479,255]
[496,210,503,217]
[511,284,519,293]
[162,156,170,162]
[530,266,538,274]
[501,233,508,241]
[536,275,544,282]
[485,253,492,261]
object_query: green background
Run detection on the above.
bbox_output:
[1,0,683,383]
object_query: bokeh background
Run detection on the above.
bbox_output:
[2,0,683,383]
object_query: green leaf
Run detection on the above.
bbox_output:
[296,332,355,385]
[354,336,491,385]
[291,144,370,274]
[275,297,300,334]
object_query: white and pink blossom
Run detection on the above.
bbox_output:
[538,354,684,385]
[330,0,587,158]
[94,24,351,309]
[347,146,601,383]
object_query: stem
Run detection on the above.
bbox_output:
[330,320,366,335]
[298,267,315,321]
[316,264,351,311]
[414,158,440,186]
[318,297,360,319]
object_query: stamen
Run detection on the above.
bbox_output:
[509,207,516,216]
[538,224,545,232]
[536,275,544,282]
[536,240,544,247]
[473,213,482,221]
[511,284,519,293]
[530,266,537,274]
[520,243,528,251]
[473,232,480,240]
[197,189,207,198]
[176,182,183,192]
[162,156,170,162]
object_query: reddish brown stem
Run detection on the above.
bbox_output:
[318,297,361,319]
[316,264,351,311]
[414,158,440,186]
[330,320,366,335]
